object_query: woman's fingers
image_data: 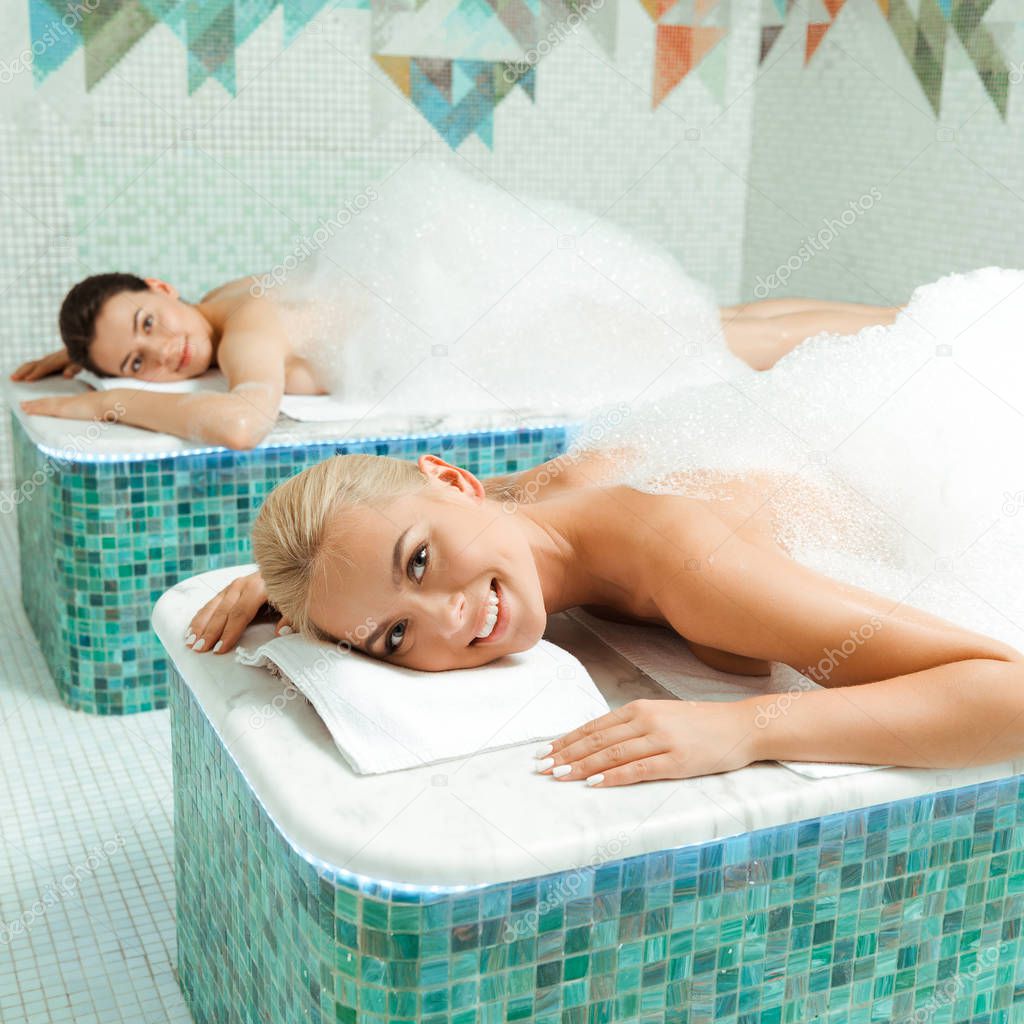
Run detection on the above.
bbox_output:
[535,721,639,773]
[576,752,683,787]
[20,397,66,417]
[12,361,48,382]
[11,351,70,381]
[274,616,293,636]
[185,587,238,651]
[538,731,662,783]
[186,573,267,654]
[213,599,266,653]
[541,704,636,758]
[62,362,82,378]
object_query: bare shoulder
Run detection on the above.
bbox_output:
[199,273,259,303]
[217,293,292,350]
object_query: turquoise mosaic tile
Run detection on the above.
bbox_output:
[171,669,1024,1023]
[13,417,572,715]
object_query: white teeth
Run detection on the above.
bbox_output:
[474,585,501,639]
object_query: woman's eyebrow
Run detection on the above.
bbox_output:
[392,525,412,585]
[118,309,142,374]
[358,525,415,654]
[364,620,389,652]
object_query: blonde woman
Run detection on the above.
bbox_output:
[185,266,1024,788]
[13,163,898,447]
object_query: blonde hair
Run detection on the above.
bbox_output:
[252,454,427,641]
[252,453,513,643]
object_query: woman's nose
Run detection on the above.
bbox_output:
[160,337,178,370]
[435,591,466,639]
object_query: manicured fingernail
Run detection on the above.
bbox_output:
[278,625,292,635]
[552,764,572,778]
[192,638,205,652]
[586,774,604,787]
[213,641,223,653]
[534,743,552,758]
[185,633,196,646]
[534,757,553,772]
[184,628,193,640]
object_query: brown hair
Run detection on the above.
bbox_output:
[58,273,150,376]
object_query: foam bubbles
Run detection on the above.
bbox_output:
[573,265,1024,652]
[261,160,748,416]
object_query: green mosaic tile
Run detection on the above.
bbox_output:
[14,416,573,715]
[170,670,1024,1023]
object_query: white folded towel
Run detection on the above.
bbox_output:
[234,633,610,775]
[566,609,890,780]
[76,367,229,394]
[75,368,390,423]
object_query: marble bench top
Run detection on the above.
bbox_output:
[4,377,571,459]
[153,565,1024,889]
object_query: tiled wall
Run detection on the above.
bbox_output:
[0,0,762,485]
[741,2,1024,305]
[3,1,1024,486]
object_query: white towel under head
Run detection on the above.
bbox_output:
[235,633,610,776]
[75,368,402,423]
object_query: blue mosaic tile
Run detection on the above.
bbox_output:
[170,670,1024,1024]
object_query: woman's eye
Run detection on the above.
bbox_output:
[143,314,154,333]
[130,355,143,373]
[409,543,428,582]
[386,621,406,654]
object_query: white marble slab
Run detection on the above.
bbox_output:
[153,565,1024,889]
[3,377,574,459]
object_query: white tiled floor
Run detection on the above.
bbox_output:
[0,515,192,1023]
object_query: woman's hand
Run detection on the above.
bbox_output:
[19,390,125,423]
[534,697,759,786]
[185,571,291,655]
[11,349,80,381]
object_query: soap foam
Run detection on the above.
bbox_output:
[261,160,749,415]
[571,266,1024,653]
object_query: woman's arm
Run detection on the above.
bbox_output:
[19,303,289,449]
[744,657,1024,768]
[534,502,1024,786]
[649,500,1022,684]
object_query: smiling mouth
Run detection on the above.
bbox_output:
[469,579,508,646]
[177,339,190,373]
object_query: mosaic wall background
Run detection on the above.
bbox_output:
[0,0,760,488]
[2,0,1024,485]
[742,0,1024,307]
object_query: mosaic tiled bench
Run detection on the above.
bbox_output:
[154,566,1024,1024]
[8,378,575,715]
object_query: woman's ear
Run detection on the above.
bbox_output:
[143,277,179,300]
[417,454,485,499]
